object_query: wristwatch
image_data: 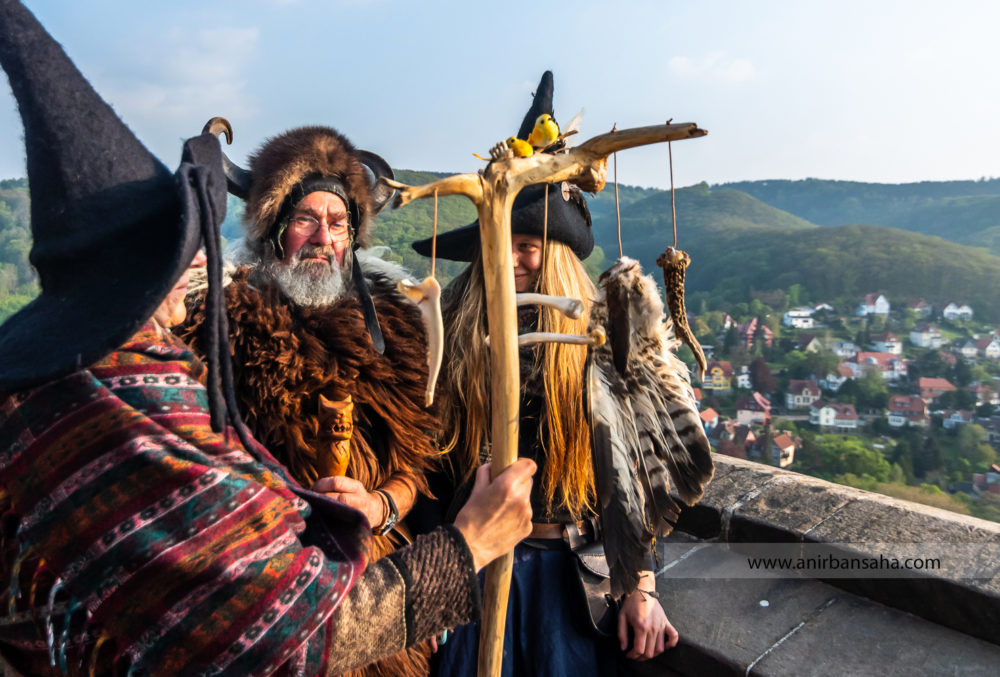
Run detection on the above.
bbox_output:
[375,489,399,535]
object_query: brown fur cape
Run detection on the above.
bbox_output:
[180,267,440,677]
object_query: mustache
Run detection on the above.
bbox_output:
[294,244,337,262]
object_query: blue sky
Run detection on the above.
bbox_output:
[2,0,998,189]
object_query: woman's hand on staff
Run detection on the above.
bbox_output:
[618,572,678,660]
[312,475,385,529]
[453,459,536,572]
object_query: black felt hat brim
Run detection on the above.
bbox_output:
[0,193,200,391]
[412,183,594,262]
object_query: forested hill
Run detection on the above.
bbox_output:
[4,174,1000,322]
[580,182,1000,322]
[717,178,1000,255]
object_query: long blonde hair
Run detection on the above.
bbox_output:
[439,241,597,518]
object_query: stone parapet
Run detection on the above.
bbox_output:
[630,454,1000,676]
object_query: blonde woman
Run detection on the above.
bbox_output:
[412,180,677,676]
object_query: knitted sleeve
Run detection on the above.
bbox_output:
[306,525,480,675]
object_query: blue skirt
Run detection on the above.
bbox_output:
[433,543,626,677]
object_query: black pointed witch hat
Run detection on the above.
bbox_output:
[0,0,225,391]
[412,70,593,262]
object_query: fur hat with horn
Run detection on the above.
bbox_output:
[203,119,395,353]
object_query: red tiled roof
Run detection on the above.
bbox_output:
[707,360,733,377]
[788,379,819,396]
[699,407,719,423]
[772,433,794,450]
[918,377,956,392]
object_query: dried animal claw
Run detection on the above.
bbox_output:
[656,247,707,380]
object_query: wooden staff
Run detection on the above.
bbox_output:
[385,120,706,677]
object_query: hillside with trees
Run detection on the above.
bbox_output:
[718,177,1000,255]
[5,174,1000,322]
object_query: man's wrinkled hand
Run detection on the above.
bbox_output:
[312,475,384,529]
[453,459,536,572]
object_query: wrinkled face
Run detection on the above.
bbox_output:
[270,191,353,307]
[283,191,351,265]
[512,234,543,292]
[154,249,207,328]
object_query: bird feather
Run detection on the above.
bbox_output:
[588,257,714,596]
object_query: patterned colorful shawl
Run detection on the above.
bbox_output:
[0,323,370,676]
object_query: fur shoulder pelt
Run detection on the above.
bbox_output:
[180,267,439,498]
[181,269,436,677]
[246,126,375,248]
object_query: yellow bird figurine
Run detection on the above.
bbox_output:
[505,136,534,158]
[527,113,559,148]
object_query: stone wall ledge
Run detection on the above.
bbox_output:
[631,455,1000,675]
[671,454,1000,644]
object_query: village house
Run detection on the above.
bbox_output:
[887,394,930,428]
[720,313,738,330]
[708,420,756,460]
[809,401,859,431]
[967,384,999,407]
[829,340,859,359]
[735,364,752,390]
[783,307,815,329]
[952,339,979,361]
[770,433,796,468]
[856,293,890,317]
[738,317,773,349]
[918,376,956,404]
[795,333,823,353]
[702,360,733,391]
[942,302,974,321]
[941,410,974,429]
[820,364,854,392]
[847,352,908,382]
[786,379,822,410]
[870,332,903,355]
[699,407,719,432]
[906,298,933,316]
[736,392,771,426]
[909,324,944,349]
[975,336,1000,360]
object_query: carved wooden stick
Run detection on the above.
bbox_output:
[382,121,706,677]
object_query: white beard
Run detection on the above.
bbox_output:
[265,245,352,307]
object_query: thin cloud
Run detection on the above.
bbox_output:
[101,26,260,124]
[668,53,755,83]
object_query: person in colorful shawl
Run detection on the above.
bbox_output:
[0,1,534,675]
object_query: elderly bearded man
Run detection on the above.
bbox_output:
[181,126,440,677]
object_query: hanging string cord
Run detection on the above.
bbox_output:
[431,188,438,278]
[669,140,677,248]
[542,183,549,273]
[613,123,623,258]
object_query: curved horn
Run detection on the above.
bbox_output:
[202,116,252,200]
[357,150,395,214]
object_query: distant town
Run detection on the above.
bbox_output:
[689,292,1000,523]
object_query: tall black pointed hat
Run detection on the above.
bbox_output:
[0,0,226,391]
[412,70,593,262]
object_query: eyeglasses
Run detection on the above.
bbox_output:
[288,214,350,240]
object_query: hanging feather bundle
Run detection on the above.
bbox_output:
[587,257,714,597]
